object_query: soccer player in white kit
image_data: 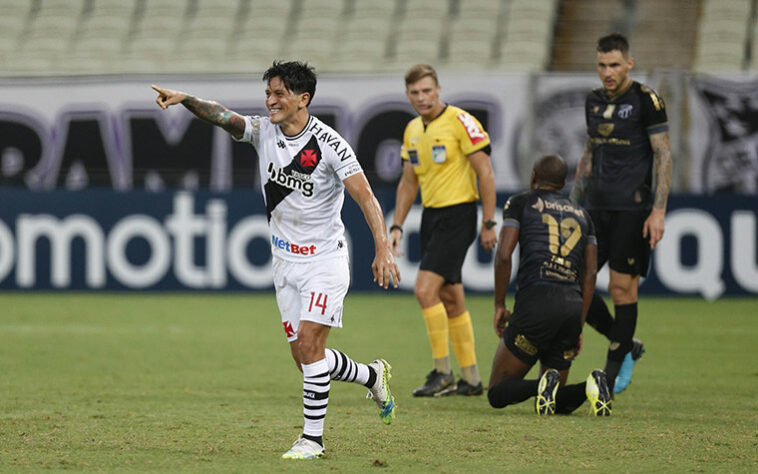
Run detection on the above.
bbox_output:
[152,61,400,460]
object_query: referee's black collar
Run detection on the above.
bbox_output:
[422,104,448,130]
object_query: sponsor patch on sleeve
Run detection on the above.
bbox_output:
[342,163,362,178]
[457,112,486,145]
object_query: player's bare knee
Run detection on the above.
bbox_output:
[440,286,465,316]
[296,333,320,362]
[443,302,460,318]
[608,281,637,305]
[441,298,463,318]
[414,283,439,308]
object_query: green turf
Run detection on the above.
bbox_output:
[0,293,756,472]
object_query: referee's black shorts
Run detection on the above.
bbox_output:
[589,209,652,277]
[503,283,583,371]
[419,201,477,284]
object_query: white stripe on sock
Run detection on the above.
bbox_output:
[302,359,329,437]
[325,348,370,385]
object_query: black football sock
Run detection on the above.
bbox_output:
[487,378,539,409]
[585,293,614,338]
[555,382,587,414]
[302,434,323,446]
[364,365,377,389]
[604,302,638,391]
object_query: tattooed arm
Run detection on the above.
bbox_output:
[152,85,246,139]
[569,138,593,204]
[643,131,672,249]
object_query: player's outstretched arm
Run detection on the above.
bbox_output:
[493,225,518,337]
[469,150,498,251]
[344,172,401,289]
[389,162,419,257]
[643,131,672,249]
[569,139,593,204]
[151,85,246,140]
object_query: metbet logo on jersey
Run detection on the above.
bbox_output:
[457,112,486,144]
[271,234,317,256]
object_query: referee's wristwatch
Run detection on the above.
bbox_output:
[483,219,497,230]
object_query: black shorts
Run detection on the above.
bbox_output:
[419,202,477,284]
[589,209,651,277]
[503,284,583,371]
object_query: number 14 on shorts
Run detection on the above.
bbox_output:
[308,292,328,315]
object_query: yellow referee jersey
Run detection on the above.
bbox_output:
[400,105,490,208]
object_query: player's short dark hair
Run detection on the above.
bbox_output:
[262,60,317,106]
[597,33,630,56]
[405,64,438,86]
[533,154,567,188]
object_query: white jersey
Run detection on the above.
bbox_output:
[235,115,363,262]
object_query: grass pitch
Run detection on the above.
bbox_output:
[0,293,756,472]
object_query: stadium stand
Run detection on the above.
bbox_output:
[332,12,394,73]
[178,0,242,65]
[320,0,384,72]
[10,0,86,72]
[694,0,754,72]
[498,0,557,71]
[231,0,294,72]
[67,0,136,71]
[385,0,448,70]
[551,0,701,71]
[285,0,348,70]
[0,0,755,75]
[444,0,504,69]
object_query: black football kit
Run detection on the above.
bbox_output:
[501,189,596,369]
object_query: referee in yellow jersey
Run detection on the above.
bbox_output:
[390,64,498,396]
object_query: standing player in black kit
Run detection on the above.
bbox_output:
[570,33,673,394]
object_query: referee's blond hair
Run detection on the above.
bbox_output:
[405,64,438,86]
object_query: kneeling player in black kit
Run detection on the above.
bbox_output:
[488,155,611,416]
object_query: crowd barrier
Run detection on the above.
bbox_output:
[0,189,755,298]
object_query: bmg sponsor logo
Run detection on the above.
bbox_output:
[267,162,314,197]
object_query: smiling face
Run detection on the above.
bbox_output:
[597,49,634,97]
[405,75,444,122]
[265,76,309,127]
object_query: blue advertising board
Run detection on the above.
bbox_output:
[0,189,755,298]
